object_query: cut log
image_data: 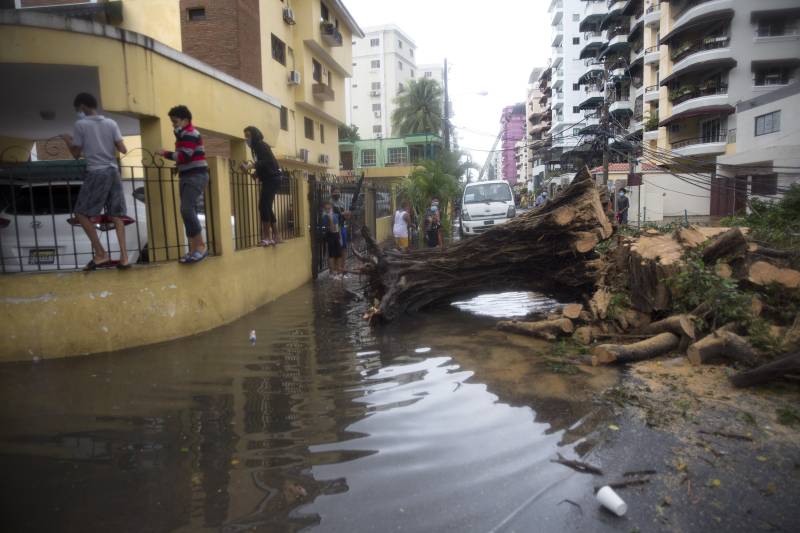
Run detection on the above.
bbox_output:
[590,288,611,320]
[573,326,593,345]
[747,261,800,289]
[623,309,651,330]
[591,332,680,365]
[627,235,684,313]
[579,310,593,322]
[562,303,584,320]
[715,263,733,279]
[730,352,800,388]
[359,168,612,323]
[748,243,800,260]
[642,314,696,341]
[687,330,758,366]
[497,318,574,340]
[782,315,800,353]
[702,227,748,264]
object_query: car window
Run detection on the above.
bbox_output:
[464,183,512,204]
[11,185,81,215]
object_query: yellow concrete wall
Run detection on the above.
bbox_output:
[121,0,182,51]
[376,215,392,243]
[0,135,34,162]
[0,157,312,361]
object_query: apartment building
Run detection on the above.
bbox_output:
[348,25,417,138]
[525,67,546,190]
[177,0,363,174]
[498,103,527,185]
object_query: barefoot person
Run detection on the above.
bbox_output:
[61,92,130,270]
[242,126,282,246]
[157,106,209,264]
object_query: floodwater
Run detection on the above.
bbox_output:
[0,281,618,533]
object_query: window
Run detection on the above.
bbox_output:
[353,62,357,66]
[572,106,580,113]
[371,59,381,69]
[353,105,359,109]
[572,14,580,21]
[572,37,580,44]
[280,106,288,131]
[411,70,415,78]
[271,34,286,65]
[370,38,380,47]
[398,61,403,70]
[320,2,329,21]
[320,124,325,144]
[751,174,778,195]
[425,71,432,78]
[312,59,322,83]
[371,81,381,90]
[372,125,382,134]
[187,8,206,21]
[755,110,781,136]
[372,103,381,111]
[756,19,785,37]
[754,66,791,86]
[398,40,403,49]
[387,147,408,165]
[304,117,314,140]
[572,83,579,90]
[362,148,377,166]
[573,128,581,136]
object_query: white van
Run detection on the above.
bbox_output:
[460,180,515,237]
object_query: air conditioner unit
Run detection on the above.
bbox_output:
[370,90,381,97]
[318,154,330,165]
[298,149,309,163]
[288,70,301,85]
[282,7,295,25]
[374,111,381,118]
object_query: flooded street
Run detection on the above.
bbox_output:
[0,281,620,532]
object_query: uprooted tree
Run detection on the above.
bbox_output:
[356,168,612,323]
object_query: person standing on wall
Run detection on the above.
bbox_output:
[393,200,411,252]
[61,92,131,271]
[156,105,209,264]
[242,126,282,246]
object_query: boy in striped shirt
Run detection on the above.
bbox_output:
[157,105,209,264]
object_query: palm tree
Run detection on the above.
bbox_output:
[391,78,443,137]
[400,159,460,245]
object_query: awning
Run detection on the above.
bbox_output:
[660,58,736,86]
[579,42,604,59]
[579,14,604,33]
[751,58,800,69]
[660,9,734,45]
[600,9,625,30]
[751,7,800,22]
[659,105,734,127]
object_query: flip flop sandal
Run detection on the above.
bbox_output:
[183,250,208,264]
[178,253,193,264]
[258,240,270,247]
[83,259,111,271]
[116,262,132,270]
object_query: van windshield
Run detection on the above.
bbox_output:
[463,183,512,204]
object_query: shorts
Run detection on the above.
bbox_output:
[326,232,342,258]
[395,236,409,249]
[74,167,126,217]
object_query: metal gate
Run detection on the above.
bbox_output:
[308,175,369,278]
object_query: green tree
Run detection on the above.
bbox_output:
[338,124,360,142]
[391,78,443,137]
[400,159,461,245]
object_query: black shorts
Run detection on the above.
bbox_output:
[326,233,342,258]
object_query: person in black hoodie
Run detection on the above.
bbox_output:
[242,126,283,246]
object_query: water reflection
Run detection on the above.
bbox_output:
[451,291,561,318]
[0,282,615,532]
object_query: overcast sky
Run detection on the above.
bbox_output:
[342,0,552,171]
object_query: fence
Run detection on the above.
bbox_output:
[229,164,301,250]
[0,161,216,273]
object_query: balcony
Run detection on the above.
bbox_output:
[609,95,633,115]
[644,45,660,64]
[312,83,335,101]
[672,0,733,35]
[670,35,729,64]
[669,83,728,115]
[671,132,727,157]
[644,4,661,26]
[644,129,659,141]
[579,59,604,83]
[580,32,605,58]
[320,22,343,47]
[644,84,660,103]
[579,88,604,109]
[579,1,607,32]
[662,55,735,87]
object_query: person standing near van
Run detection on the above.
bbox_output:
[393,201,411,251]
[242,126,282,246]
[61,92,130,271]
[157,105,209,264]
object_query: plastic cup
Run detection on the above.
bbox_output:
[596,485,627,516]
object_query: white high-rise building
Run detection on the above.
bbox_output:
[348,25,417,138]
[548,0,586,154]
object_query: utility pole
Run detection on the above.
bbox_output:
[601,99,610,187]
[443,58,450,152]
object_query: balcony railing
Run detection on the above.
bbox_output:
[668,83,728,104]
[644,45,659,54]
[608,25,631,39]
[645,84,659,94]
[320,22,343,47]
[313,83,336,101]
[671,35,729,63]
[671,132,727,149]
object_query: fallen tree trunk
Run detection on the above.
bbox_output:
[359,169,612,323]
[641,314,696,340]
[730,352,800,388]
[747,261,800,289]
[592,332,680,365]
[687,329,758,366]
[497,318,574,340]
[702,227,748,264]
[562,303,584,320]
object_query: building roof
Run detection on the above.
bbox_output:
[362,24,416,47]
[333,0,365,38]
[589,163,660,174]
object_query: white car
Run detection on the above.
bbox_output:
[460,180,516,237]
[0,178,148,272]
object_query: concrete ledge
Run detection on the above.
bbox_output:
[0,238,311,361]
